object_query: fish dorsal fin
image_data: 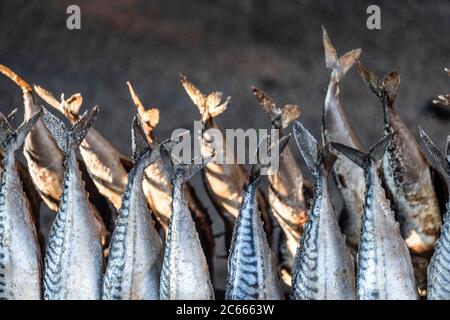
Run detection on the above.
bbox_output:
[131,114,150,162]
[331,142,367,169]
[0,109,41,152]
[357,61,400,106]
[250,134,290,181]
[0,64,33,93]
[322,26,361,80]
[34,84,82,121]
[160,143,213,185]
[180,74,230,120]
[420,127,450,177]
[293,121,321,174]
[252,87,301,129]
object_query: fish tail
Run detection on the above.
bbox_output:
[127,81,160,134]
[252,87,301,130]
[322,26,361,81]
[357,61,400,106]
[249,134,290,182]
[34,84,83,119]
[42,106,98,154]
[331,134,392,169]
[0,108,42,153]
[131,113,151,162]
[293,121,336,176]
[419,127,450,177]
[160,142,213,185]
[0,64,33,93]
[180,73,230,120]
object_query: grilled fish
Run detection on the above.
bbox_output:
[321,27,365,251]
[127,82,214,272]
[42,107,103,300]
[180,74,272,249]
[102,115,163,300]
[0,110,43,300]
[332,136,418,300]
[291,122,356,300]
[251,87,309,274]
[159,146,214,300]
[357,62,441,256]
[225,136,288,300]
[419,129,450,299]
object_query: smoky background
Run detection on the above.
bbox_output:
[0,0,449,294]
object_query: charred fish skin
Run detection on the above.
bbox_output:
[102,115,163,300]
[332,136,418,300]
[321,27,365,250]
[251,87,307,270]
[291,122,356,300]
[159,147,214,300]
[357,62,441,256]
[180,74,273,249]
[0,65,64,211]
[225,136,289,300]
[0,110,43,300]
[419,129,450,299]
[42,107,103,300]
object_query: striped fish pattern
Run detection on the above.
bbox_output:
[291,122,356,300]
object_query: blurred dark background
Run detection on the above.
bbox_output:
[0,0,449,290]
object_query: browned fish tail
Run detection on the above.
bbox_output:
[251,87,300,131]
[33,84,82,122]
[322,26,361,82]
[0,64,33,93]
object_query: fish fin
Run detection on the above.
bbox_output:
[419,127,450,176]
[331,141,367,169]
[322,26,361,80]
[0,64,33,93]
[69,106,98,150]
[131,114,150,162]
[250,134,290,181]
[369,134,392,162]
[293,121,321,173]
[0,113,14,151]
[127,81,160,132]
[6,109,18,122]
[357,61,400,105]
[281,104,301,129]
[160,143,213,184]
[180,73,207,114]
[42,107,69,152]
[322,143,337,176]
[34,84,82,119]
[0,109,41,152]
[65,93,83,116]
[13,109,42,149]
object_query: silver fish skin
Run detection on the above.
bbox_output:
[357,63,441,256]
[159,147,214,300]
[251,87,308,270]
[102,115,163,300]
[291,122,356,300]
[43,107,103,300]
[332,136,418,300]
[321,27,365,250]
[225,136,289,300]
[419,129,450,299]
[0,110,43,300]
[0,65,64,211]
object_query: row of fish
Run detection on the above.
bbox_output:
[0,26,449,299]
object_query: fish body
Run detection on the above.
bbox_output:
[43,107,103,300]
[159,148,214,300]
[102,116,163,300]
[0,111,43,300]
[357,63,441,256]
[291,122,355,300]
[419,129,450,299]
[332,136,418,300]
[225,136,288,300]
[321,27,365,250]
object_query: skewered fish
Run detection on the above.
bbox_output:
[419,129,450,300]
[159,146,214,300]
[225,135,288,300]
[102,115,163,300]
[180,74,272,249]
[321,27,365,251]
[332,136,418,300]
[291,122,356,300]
[42,107,104,300]
[0,110,43,299]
